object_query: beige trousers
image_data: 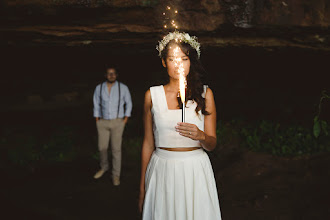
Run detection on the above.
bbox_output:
[96,118,125,177]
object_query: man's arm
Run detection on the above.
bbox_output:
[123,85,132,123]
[93,85,102,121]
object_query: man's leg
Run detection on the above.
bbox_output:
[109,118,125,184]
[95,119,111,178]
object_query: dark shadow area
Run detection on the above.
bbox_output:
[1,1,330,219]
[1,43,329,219]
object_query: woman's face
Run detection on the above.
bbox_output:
[162,44,190,80]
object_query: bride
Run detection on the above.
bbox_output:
[139,31,222,220]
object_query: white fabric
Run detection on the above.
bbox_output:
[142,148,222,220]
[150,85,206,148]
[142,85,222,220]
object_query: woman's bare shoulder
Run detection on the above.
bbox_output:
[144,89,152,108]
[205,87,214,99]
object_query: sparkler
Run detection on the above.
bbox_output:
[173,46,187,122]
[179,67,186,122]
[162,6,186,122]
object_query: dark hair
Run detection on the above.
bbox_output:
[161,40,209,115]
[105,65,118,74]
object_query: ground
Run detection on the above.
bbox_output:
[2,136,330,220]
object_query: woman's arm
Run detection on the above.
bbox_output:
[176,87,217,151]
[199,87,217,151]
[139,90,155,212]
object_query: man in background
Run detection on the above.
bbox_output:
[93,66,132,186]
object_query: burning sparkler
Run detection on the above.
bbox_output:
[173,46,187,122]
[161,6,187,122]
[179,67,186,122]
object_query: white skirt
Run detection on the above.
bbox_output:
[142,148,222,220]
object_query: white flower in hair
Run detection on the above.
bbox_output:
[156,31,201,59]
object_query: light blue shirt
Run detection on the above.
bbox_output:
[93,81,132,119]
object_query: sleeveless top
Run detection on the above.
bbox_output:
[150,85,207,148]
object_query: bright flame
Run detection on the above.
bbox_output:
[179,71,186,104]
[173,45,186,104]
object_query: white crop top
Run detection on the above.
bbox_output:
[150,85,207,148]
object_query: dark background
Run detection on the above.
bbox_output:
[1,0,330,219]
[1,45,329,125]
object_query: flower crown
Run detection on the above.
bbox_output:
[156,31,201,59]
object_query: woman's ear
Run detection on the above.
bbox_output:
[162,59,166,68]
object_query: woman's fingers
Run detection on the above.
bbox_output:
[179,130,195,137]
[175,122,200,140]
[177,122,194,128]
[176,122,195,131]
[176,123,197,133]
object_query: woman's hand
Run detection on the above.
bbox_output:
[175,122,206,141]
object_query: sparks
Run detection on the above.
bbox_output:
[162,6,180,32]
[173,44,187,122]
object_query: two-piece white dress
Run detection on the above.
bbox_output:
[142,85,222,220]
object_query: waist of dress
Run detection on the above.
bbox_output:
[158,147,201,151]
[155,147,204,159]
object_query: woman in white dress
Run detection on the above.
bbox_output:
[139,31,222,220]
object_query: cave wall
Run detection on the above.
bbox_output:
[254,0,330,26]
[2,0,330,29]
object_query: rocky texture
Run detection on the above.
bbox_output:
[1,24,329,51]
[1,0,330,48]
[255,0,330,27]
[3,0,330,27]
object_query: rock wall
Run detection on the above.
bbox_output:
[254,0,330,26]
[2,0,330,30]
